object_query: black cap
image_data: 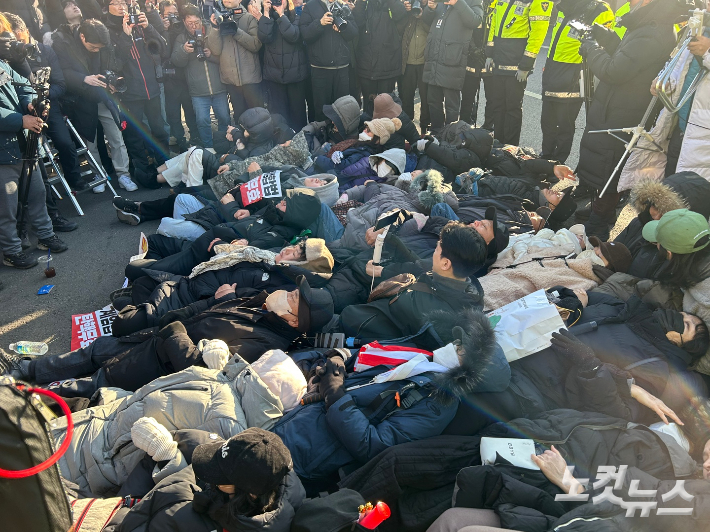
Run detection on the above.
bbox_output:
[484,207,510,255]
[547,192,577,225]
[191,428,292,494]
[297,275,334,334]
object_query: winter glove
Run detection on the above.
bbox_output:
[319,356,346,409]
[416,138,430,152]
[579,37,598,58]
[484,57,494,71]
[653,308,685,335]
[331,150,343,164]
[515,70,529,83]
[197,339,231,370]
[550,329,599,373]
[131,417,178,462]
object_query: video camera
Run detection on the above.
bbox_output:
[330,2,352,30]
[213,0,244,36]
[187,28,206,61]
[567,20,593,41]
[102,70,127,93]
[0,33,39,62]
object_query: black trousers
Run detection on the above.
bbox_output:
[264,79,309,131]
[585,189,621,240]
[400,63,429,131]
[665,126,683,177]
[540,98,583,163]
[359,76,397,116]
[481,75,497,131]
[46,107,83,188]
[41,159,59,219]
[122,96,169,185]
[311,66,350,121]
[460,72,482,126]
[427,83,461,134]
[226,83,263,124]
[165,79,198,145]
[484,73,526,145]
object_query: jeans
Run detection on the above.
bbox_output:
[192,93,231,148]
[308,203,344,243]
[0,164,54,255]
[156,193,207,241]
[427,84,461,134]
[226,83,263,124]
[485,74,526,146]
[264,79,308,131]
[540,98,583,163]
[400,63,429,130]
[359,76,397,116]
[311,66,349,120]
[165,79,198,144]
[86,103,130,176]
[430,202,459,221]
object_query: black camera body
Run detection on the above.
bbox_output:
[330,2,351,30]
[167,12,180,25]
[128,4,142,25]
[102,70,128,92]
[271,0,283,6]
[0,33,39,62]
[409,0,422,15]
[187,27,207,61]
[214,0,244,35]
[567,20,593,41]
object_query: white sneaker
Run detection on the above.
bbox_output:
[93,184,106,194]
[118,175,138,191]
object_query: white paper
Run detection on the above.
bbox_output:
[487,289,566,362]
[480,437,540,470]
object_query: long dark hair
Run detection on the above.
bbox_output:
[656,243,710,289]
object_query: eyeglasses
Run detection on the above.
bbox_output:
[109,2,128,7]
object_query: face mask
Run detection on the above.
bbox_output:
[653,308,684,335]
[359,131,373,142]
[433,343,460,369]
[377,161,392,178]
[265,290,293,317]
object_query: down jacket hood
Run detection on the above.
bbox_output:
[408,169,454,211]
[282,188,322,228]
[370,148,407,174]
[439,121,493,162]
[240,107,275,145]
[324,95,362,138]
[630,178,687,217]
[294,173,340,207]
[424,308,498,404]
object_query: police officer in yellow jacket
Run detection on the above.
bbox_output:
[540,0,614,162]
[484,0,550,145]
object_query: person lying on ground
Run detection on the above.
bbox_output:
[0,277,334,398]
[339,222,487,346]
[301,95,361,155]
[113,238,334,336]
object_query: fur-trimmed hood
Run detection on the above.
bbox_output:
[409,169,451,211]
[629,179,686,216]
[424,308,497,404]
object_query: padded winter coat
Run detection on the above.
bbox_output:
[353,0,408,80]
[299,0,359,68]
[51,359,283,497]
[206,11,262,87]
[258,11,309,84]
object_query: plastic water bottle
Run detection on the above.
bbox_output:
[9,341,48,356]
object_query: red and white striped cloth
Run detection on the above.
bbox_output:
[354,342,433,372]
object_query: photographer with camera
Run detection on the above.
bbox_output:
[576,0,681,240]
[539,0,614,164]
[421,0,483,134]
[254,0,309,130]
[0,14,68,269]
[171,4,229,147]
[52,18,134,192]
[103,0,168,189]
[157,0,197,152]
[352,0,407,115]
[299,0,358,121]
[206,0,263,124]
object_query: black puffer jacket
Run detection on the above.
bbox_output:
[576,0,679,190]
[416,124,494,180]
[299,0,359,68]
[258,10,308,84]
[422,0,484,90]
[353,0,408,80]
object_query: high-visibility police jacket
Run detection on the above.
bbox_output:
[613,1,629,38]
[541,0,614,100]
[486,0,551,74]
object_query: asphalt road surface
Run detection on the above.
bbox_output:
[0,53,621,356]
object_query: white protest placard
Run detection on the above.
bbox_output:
[240,171,282,206]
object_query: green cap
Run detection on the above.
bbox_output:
[642,209,710,254]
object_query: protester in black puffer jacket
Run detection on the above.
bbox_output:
[577,0,680,240]
[258,2,309,130]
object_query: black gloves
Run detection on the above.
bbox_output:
[319,353,347,409]
[653,308,684,335]
[550,329,599,373]
[579,36,598,58]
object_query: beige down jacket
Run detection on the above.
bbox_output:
[206,13,262,87]
[51,356,283,497]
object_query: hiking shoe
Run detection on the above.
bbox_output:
[110,286,133,302]
[0,349,26,379]
[118,174,138,191]
[93,183,106,194]
[113,196,140,215]
[19,230,30,250]
[3,251,38,269]
[71,180,90,193]
[116,209,141,226]
[51,214,78,232]
[37,235,68,253]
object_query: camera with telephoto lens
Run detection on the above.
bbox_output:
[187,27,206,61]
[409,0,422,15]
[102,70,127,92]
[167,12,180,25]
[567,20,593,41]
[330,2,352,30]
[0,33,39,61]
[214,0,244,35]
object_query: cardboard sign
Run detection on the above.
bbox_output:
[240,171,282,206]
[71,304,117,350]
